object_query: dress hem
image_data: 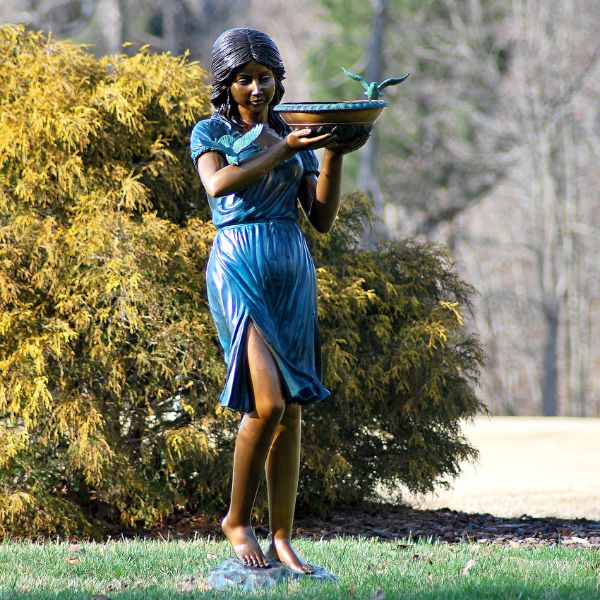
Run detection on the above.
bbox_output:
[218,314,330,414]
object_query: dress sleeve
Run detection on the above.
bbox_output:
[299,149,320,176]
[190,118,229,164]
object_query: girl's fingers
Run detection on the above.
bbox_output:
[286,129,335,150]
[306,132,333,145]
[287,128,312,140]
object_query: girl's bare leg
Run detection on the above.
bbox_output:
[221,323,285,568]
[264,404,314,573]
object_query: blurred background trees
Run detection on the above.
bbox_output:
[0,0,599,415]
[449,0,600,417]
[307,0,600,417]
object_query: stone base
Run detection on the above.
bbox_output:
[206,557,337,592]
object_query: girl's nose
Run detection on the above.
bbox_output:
[251,79,262,95]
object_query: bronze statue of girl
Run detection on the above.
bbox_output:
[191,28,344,573]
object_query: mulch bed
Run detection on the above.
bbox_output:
[124,504,600,548]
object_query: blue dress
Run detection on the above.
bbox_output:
[190,116,330,413]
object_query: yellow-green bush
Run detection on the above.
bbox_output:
[301,195,484,510]
[0,25,484,537]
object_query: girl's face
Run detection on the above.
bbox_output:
[229,60,276,121]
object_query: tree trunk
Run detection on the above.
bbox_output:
[541,305,559,416]
[120,0,132,48]
[96,0,123,54]
[358,0,387,221]
[162,2,177,54]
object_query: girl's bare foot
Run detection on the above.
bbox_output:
[265,535,314,574]
[222,515,270,568]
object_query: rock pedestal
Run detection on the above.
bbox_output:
[206,557,337,592]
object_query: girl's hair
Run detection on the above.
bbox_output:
[211,28,289,135]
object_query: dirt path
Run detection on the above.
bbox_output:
[400,416,600,520]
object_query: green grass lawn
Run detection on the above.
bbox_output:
[0,537,598,599]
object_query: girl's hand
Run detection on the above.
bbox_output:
[286,128,335,151]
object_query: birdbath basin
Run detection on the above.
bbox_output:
[274,100,387,127]
[274,100,387,152]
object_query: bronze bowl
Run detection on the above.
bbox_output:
[274,100,387,153]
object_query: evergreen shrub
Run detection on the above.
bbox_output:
[301,196,485,510]
[0,25,484,537]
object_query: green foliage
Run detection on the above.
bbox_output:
[0,25,233,537]
[300,194,484,509]
[0,25,483,537]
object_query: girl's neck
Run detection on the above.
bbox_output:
[241,118,269,132]
[237,106,269,130]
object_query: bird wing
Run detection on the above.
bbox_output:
[217,134,237,151]
[378,74,410,90]
[232,124,264,154]
[200,138,229,154]
[342,67,370,91]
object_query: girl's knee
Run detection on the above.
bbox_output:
[257,398,286,424]
[246,322,286,420]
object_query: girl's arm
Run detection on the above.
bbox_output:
[298,148,344,233]
[197,129,331,198]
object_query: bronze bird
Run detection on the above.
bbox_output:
[342,67,410,100]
